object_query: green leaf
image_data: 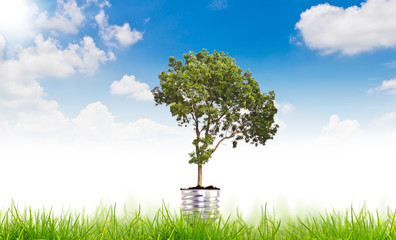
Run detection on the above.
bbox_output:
[152,49,279,166]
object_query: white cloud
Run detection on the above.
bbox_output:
[375,112,396,125]
[94,9,107,26]
[17,34,110,77]
[37,0,85,34]
[296,0,396,55]
[384,60,396,69]
[289,35,303,46]
[0,1,113,114]
[8,101,187,141]
[86,0,111,8]
[95,9,143,47]
[274,116,287,130]
[110,75,153,101]
[107,51,116,61]
[0,34,111,113]
[282,103,295,114]
[73,102,185,140]
[2,100,188,142]
[372,78,396,94]
[0,34,5,60]
[209,0,228,10]
[72,101,116,139]
[275,101,295,114]
[15,110,71,134]
[0,59,55,112]
[322,114,362,136]
[76,36,113,74]
[114,23,143,46]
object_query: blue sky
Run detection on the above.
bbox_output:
[1,0,396,216]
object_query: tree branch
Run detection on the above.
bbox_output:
[194,109,200,161]
[195,118,200,138]
[191,111,196,122]
[204,99,215,137]
[205,119,210,137]
[199,123,206,135]
[209,104,239,136]
[210,109,227,135]
[212,128,241,153]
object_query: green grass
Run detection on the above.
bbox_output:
[1,202,396,239]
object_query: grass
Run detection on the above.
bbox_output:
[1,201,396,239]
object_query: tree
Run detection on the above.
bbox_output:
[152,49,278,187]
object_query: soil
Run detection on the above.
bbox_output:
[180,185,220,190]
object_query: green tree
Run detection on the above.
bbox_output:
[152,49,278,187]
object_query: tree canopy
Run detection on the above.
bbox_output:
[152,49,278,186]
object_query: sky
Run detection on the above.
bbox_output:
[1,0,396,219]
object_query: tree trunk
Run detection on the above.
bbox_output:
[197,164,202,187]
